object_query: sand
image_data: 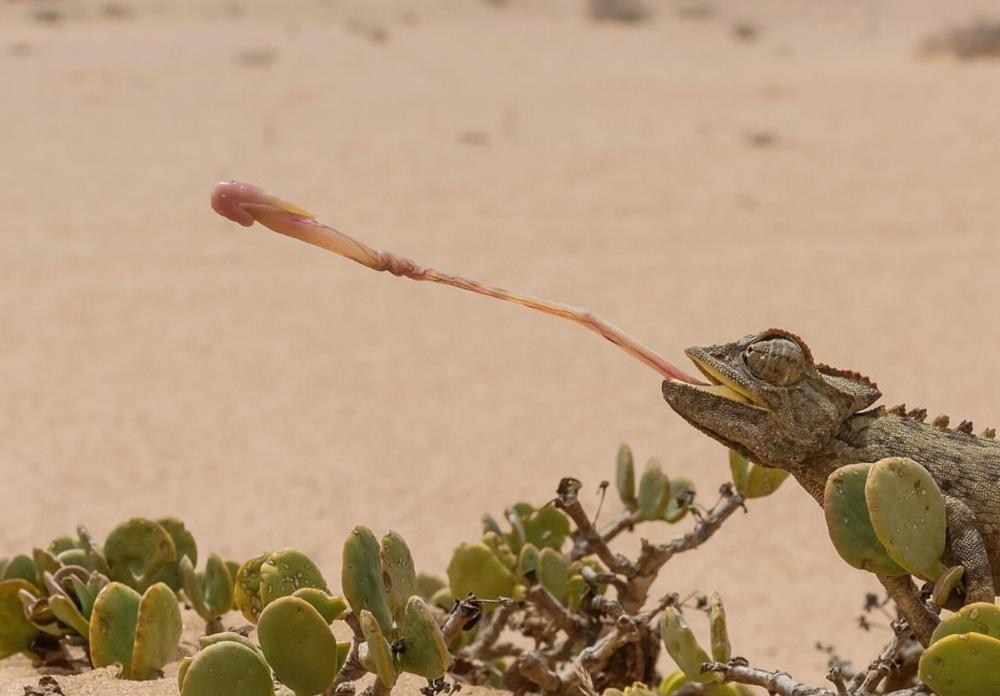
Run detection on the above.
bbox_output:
[2,0,1000,693]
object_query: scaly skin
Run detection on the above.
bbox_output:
[662,329,999,645]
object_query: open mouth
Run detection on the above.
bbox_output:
[679,353,769,410]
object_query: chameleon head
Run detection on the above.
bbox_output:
[661,330,882,470]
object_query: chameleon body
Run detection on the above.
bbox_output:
[661,328,1000,644]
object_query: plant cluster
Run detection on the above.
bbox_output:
[0,447,993,696]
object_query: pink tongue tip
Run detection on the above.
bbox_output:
[211,180,266,227]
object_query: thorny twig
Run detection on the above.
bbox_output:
[441,596,482,646]
[526,584,588,636]
[611,483,745,611]
[702,659,930,696]
[557,478,638,576]
[851,620,909,695]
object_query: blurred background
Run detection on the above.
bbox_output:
[3,0,1000,686]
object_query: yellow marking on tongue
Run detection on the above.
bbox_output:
[268,196,316,219]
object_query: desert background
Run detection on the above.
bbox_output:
[3,0,1000,693]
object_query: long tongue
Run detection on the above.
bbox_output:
[211,180,706,385]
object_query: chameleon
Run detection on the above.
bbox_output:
[661,328,999,644]
[211,180,995,645]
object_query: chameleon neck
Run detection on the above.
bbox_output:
[793,410,1000,509]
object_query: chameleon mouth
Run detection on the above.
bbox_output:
[683,354,769,410]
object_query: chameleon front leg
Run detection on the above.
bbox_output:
[877,574,938,646]
[944,496,995,603]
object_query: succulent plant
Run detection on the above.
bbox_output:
[180,553,234,634]
[825,457,951,584]
[342,527,395,633]
[918,631,1000,696]
[342,527,452,684]
[912,602,1000,695]
[2,554,37,585]
[153,517,198,591]
[397,595,451,679]
[447,541,516,601]
[615,446,698,525]
[659,606,718,684]
[931,565,966,608]
[416,573,446,602]
[360,608,398,688]
[17,566,109,645]
[708,592,730,662]
[179,635,274,696]
[662,476,695,523]
[602,682,657,696]
[36,528,110,578]
[865,457,948,581]
[257,594,343,695]
[615,443,637,509]
[89,581,182,679]
[728,450,789,499]
[0,579,42,660]
[537,548,570,603]
[930,602,1000,643]
[235,548,328,624]
[823,462,907,576]
[659,672,688,695]
[103,518,178,593]
[637,459,671,521]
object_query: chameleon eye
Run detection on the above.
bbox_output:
[743,338,806,386]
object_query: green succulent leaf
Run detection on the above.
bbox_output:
[730,450,789,498]
[359,609,398,687]
[708,593,730,662]
[398,596,450,679]
[258,596,339,696]
[866,457,948,580]
[538,548,569,603]
[637,460,671,521]
[482,532,517,570]
[48,594,90,637]
[104,519,177,593]
[918,631,1000,696]
[2,555,37,585]
[153,517,198,591]
[931,602,1000,644]
[292,588,347,625]
[180,641,274,696]
[131,582,183,680]
[659,607,717,684]
[0,579,41,659]
[522,506,571,551]
[616,444,637,509]
[89,581,142,677]
[259,549,328,610]
[342,527,393,635]
[416,573,446,602]
[663,477,695,524]
[234,551,271,624]
[823,463,907,576]
[447,543,516,601]
[380,531,418,625]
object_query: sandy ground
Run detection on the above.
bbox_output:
[3,0,1000,693]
